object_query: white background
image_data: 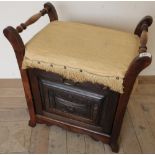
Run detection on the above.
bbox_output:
[0,1,155,78]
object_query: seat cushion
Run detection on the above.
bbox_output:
[22,21,139,93]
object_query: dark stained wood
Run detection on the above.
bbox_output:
[44,2,58,21]
[16,2,58,33]
[134,16,153,37]
[3,27,25,68]
[16,8,48,33]
[28,68,119,135]
[3,3,153,152]
[139,30,148,53]
[110,53,152,152]
[3,2,58,127]
[109,15,153,153]
[3,26,36,127]
[36,114,111,144]
[134,16,153,54]
[40,80,103,123]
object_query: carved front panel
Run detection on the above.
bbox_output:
[39,79,104,124]
[28,68,119,134]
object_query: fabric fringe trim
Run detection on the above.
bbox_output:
[22,57,124,93]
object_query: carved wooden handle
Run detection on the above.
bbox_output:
[134,16,153,53]
[16,8,48,33]
[139,23,148,53]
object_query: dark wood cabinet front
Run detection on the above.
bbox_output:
[28,69,119,135]
[39,78,104,124]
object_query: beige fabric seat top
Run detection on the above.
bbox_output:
[22,21,139,93]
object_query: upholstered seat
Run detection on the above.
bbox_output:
[22,21,139,93]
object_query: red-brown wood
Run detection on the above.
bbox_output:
[3,26,36,126]
[36,114,111,144]
[16,8,48,33]
[16,2,58,33]
[27,68,119,136]
[134,16,153,37]
[44,2,58,21]
[110,55,152,152]
[110,16,153,152]
[3,2,58,127]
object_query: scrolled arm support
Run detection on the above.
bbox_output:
[134,16,153,37]
[44,2,58,22]
[3,2,58,128]
[3,26,36,125]
[110,52,152,151]
[111,16,153,150]
[3,26,25,67]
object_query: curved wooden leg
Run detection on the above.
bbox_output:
[90,136,99,142]
[46,124,53,127]
[3,27,37,127]
[3,2,59,129]
[29,120,36,127]
[110,142,119,153]
[22,70,37,127]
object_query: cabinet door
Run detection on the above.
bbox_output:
[28,68,119,134]
[39,78,105,125]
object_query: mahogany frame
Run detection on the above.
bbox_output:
[3,2,153,153]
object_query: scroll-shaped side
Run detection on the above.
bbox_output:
[111,16,153,151]
[3,26,36,126]
[3,26,25,67]
[110,52,152,152]
[44,2,58,22]
[134,16,153,37]
[16,2,58,33]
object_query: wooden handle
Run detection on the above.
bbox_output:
[16,8,48,33]
[139,23,148,53]
[139,30,148,53]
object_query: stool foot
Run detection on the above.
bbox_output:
[90,136,99,142]
[46,124,53,127]
[28,120,36,127]
[110,142,119,153]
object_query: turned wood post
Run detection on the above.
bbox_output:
[16,2,58,33]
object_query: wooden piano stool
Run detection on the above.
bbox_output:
[3,2,153,152]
